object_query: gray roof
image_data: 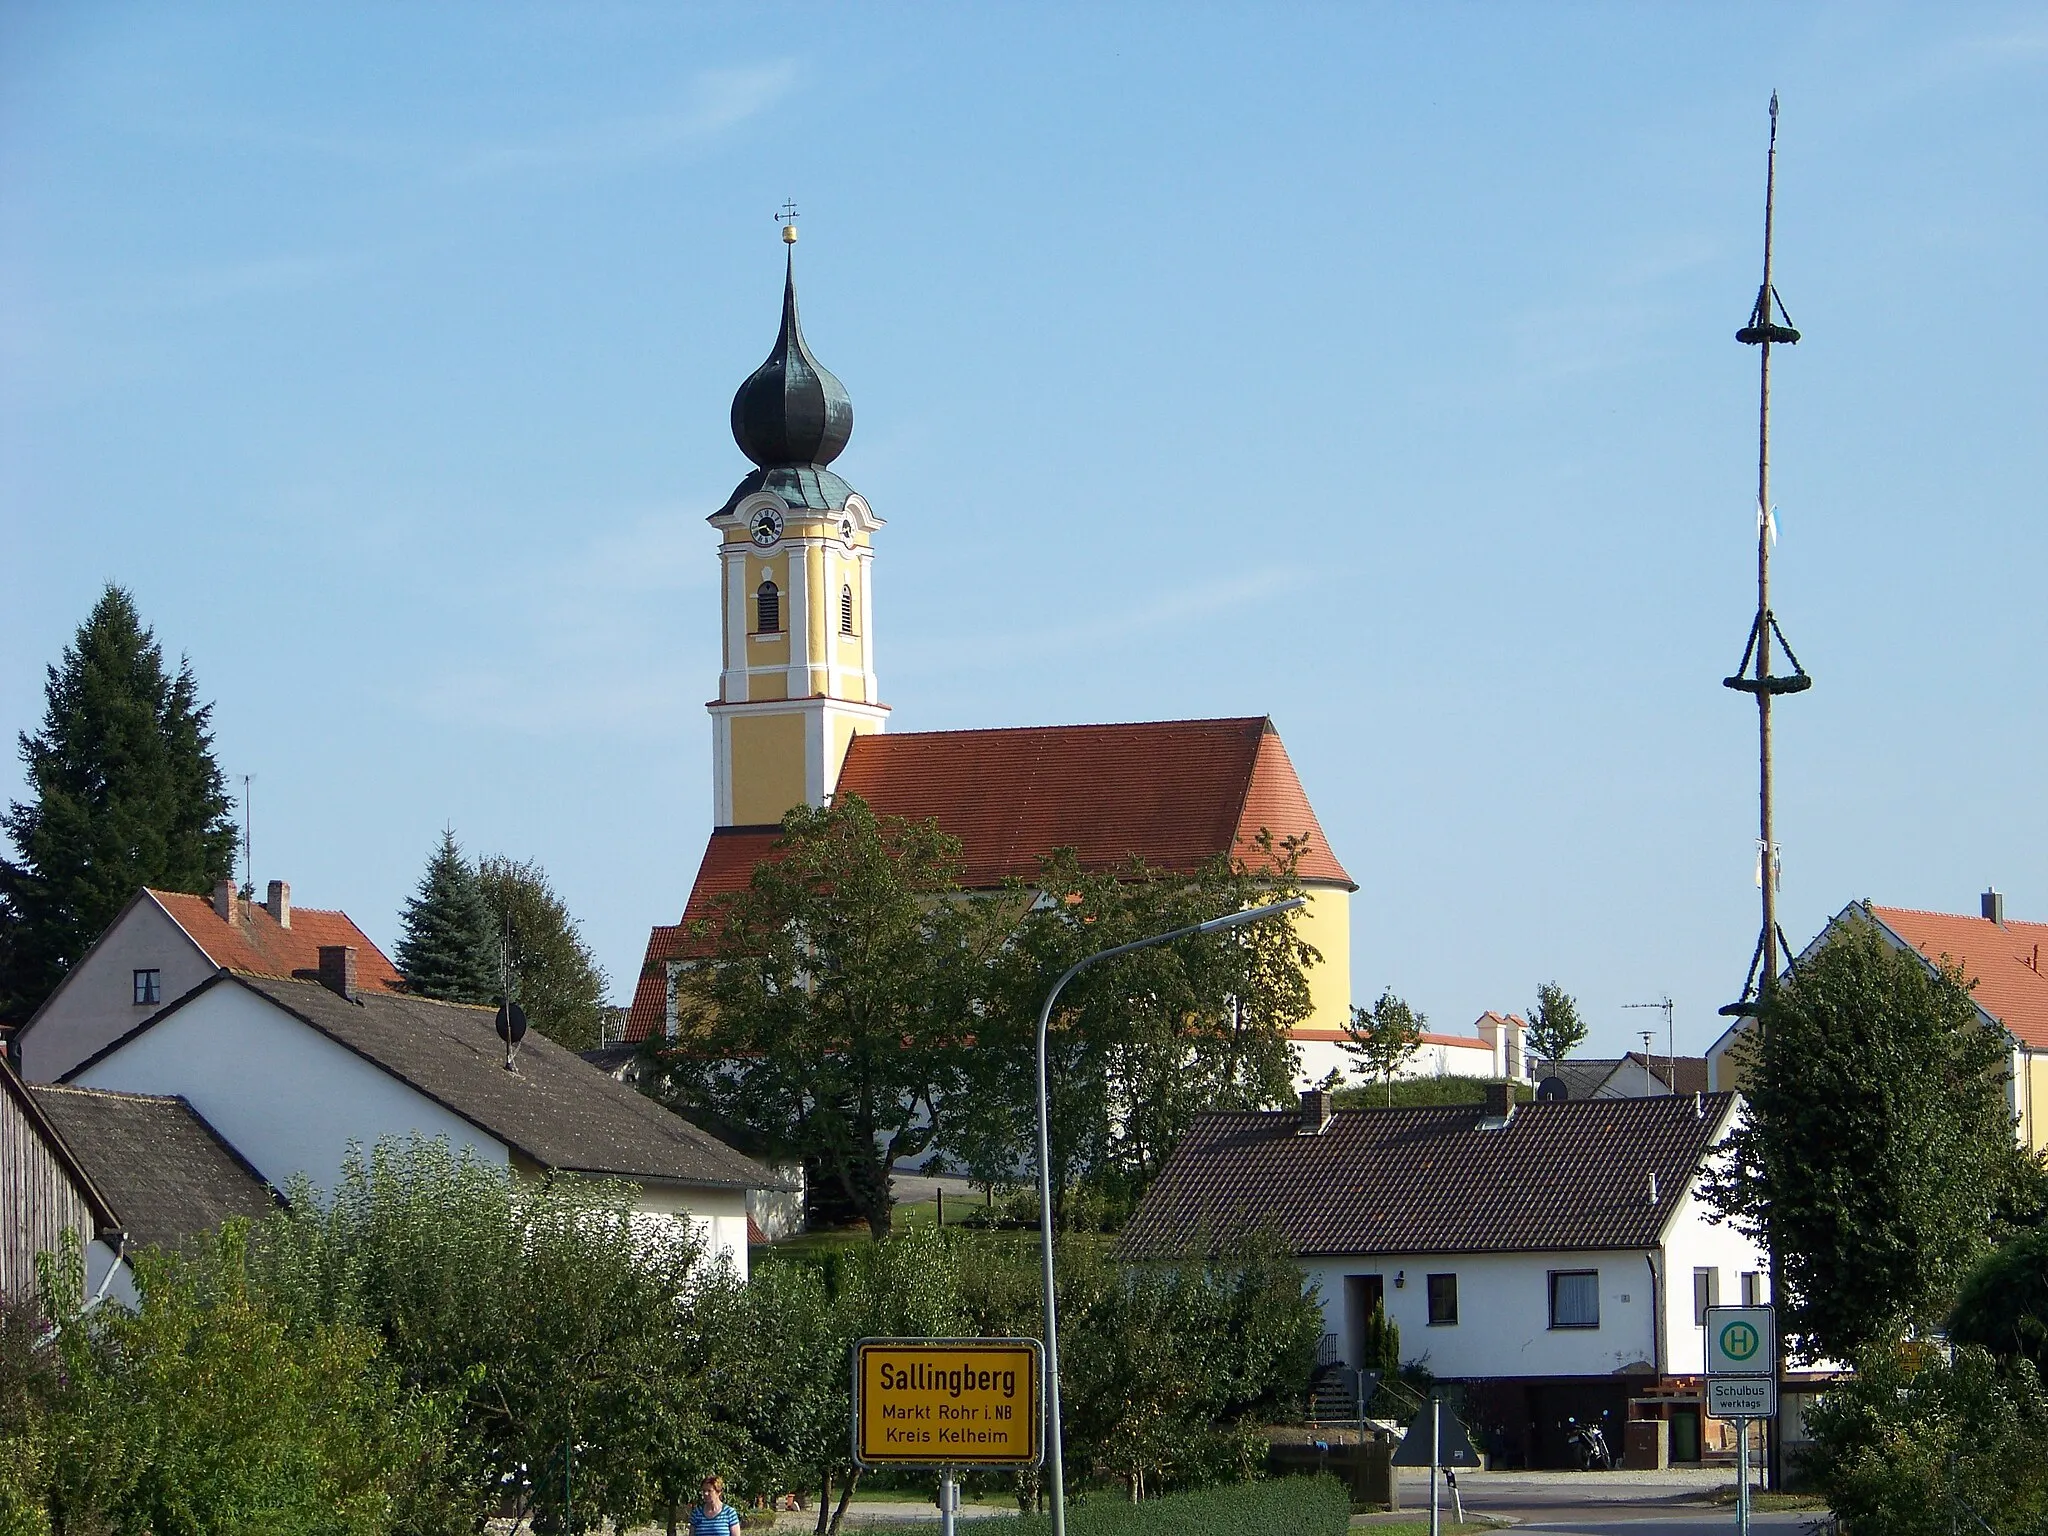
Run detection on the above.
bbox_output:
[28,1085,277,1249]
[147,975,783,1191]
[1116,1093,1738,1262]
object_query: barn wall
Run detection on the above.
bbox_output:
[0,1083,98,1301]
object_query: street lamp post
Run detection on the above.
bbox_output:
[1033,894,1307,1536]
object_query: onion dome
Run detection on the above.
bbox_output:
[729,251,853,470]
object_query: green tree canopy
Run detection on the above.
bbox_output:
[0,586,237,1017]
[1950,1225,2048,1378]
[395,829,499,1004]
[949,837,1317,1228]
[476,855,610,1051]
[1703,912,2017,1362]
[1524,980,1587,1063]
[649,794,1004,1238]
[1342,988,1427,1104]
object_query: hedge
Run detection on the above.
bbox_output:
[865,1474,1352,1536]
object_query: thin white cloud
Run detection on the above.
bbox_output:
[453,61,800,178]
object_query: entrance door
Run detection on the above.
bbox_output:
[1345,1274,1386,1368]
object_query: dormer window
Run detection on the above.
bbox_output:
[840,583,855,636]
[755,579,781,635]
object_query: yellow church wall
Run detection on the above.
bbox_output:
[807,544,829,664]
[747,672,789,702]
[827,712,877,797]
[729,713,808,826]
[1294,885,1352,1034]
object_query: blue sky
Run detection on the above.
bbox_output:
[3,4,2043,1059]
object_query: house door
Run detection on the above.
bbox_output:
[1344,1273,1385,1369]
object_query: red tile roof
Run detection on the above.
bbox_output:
[626,717,1351,1042]
[1869,904,2048,1051]
[150,891,404,995]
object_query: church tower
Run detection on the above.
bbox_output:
[706,226,887,827]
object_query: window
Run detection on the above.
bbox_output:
[840,583,855,635]
[1549,1270,1600,1329]
[1741,1271,1764,1306]
[1426,1273,1458,1326]
[755,579,780,634]
[133,968,161,1005]
[1693,1266,1720,1325]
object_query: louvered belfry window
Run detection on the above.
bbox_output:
[840,583,855,635]
[756,580,781,634]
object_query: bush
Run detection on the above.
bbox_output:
[1802,1341,2048,1534]
[1949,1225,2048,1376]
[1331,1077,1531,1110]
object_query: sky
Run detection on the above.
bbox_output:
[2,4,2043,1062]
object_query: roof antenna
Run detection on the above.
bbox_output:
[1624,997,1674,1093]
[1722,91,1812,1024]
[240,774,254,900]
[495,910,528,1072]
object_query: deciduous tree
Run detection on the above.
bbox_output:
[649,795,1004,1238]
[476,855,610,1050]
[0,587,236,1017]
[1703,913,2016,1362]
[1343,989,1427,1104]
[1525,981,1587,1063]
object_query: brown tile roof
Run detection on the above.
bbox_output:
[28,1085,278,1250]
[71,974,788,1192]
[1870,905,2048,1051]
[149,890,403,994]
[627,717,1349,1041]
[1114,1092,1738,1261]
[1623,1053,1712,1096]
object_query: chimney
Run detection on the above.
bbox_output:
[316,944,357,1001]
[213,877,237,922]
[265,879,292,929]
[1479,1080,1516,1127]
[1297,1088,1333,1136]
[1983,889,2006,925]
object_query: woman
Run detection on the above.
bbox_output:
[689,1474,742,1536]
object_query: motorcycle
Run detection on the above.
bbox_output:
[1564,1415,1613,1470]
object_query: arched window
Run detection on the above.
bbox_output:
[755,579,780,635]
[840,583,855,636]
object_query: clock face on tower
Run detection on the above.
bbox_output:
[749,507,784,547]
[840,517,855,546]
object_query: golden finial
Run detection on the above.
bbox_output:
[778,198,800,245]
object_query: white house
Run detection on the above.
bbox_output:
[1117,1084,1766,1468]
[63,950,787,1279]
[13,878,403,1084]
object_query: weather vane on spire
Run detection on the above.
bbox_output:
[777,198,800,245]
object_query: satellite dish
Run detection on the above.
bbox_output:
[495,999,528,1044]
[1536,1076,1569,1102]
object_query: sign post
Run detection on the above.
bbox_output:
[854,1337,1044,1531]
[1705,1306,1776,1536]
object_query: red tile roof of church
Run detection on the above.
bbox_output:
[149,891,405,995]
[626,717,1350,1042]
[1870,904,2048,1050]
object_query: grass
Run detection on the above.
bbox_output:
[1703,1487,1831,1511]
[858,1476,1352,1536]
[1349,1524,1504,1534]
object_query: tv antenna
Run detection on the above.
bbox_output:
[240,774,255,899]
[495,910,528,1072]
[1623,997,1674,1093]
[1721,92,1811,1022]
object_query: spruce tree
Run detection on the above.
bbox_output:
[0,587,237,1017]
[395,830,499,1004]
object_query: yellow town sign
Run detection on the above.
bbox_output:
[853,1338,1043,1468]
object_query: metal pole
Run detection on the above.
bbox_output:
[1735,1416,1751,1536]
[939,1471,957,1536]
[1428,1396,1441,1536]
[1035,896,1306,1536]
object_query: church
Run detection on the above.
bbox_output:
[627,229,1357,1065]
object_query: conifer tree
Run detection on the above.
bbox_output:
[0,587,237,1017]
[394,831,498,1004]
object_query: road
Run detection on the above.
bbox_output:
[1381,1469,1827,1534]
